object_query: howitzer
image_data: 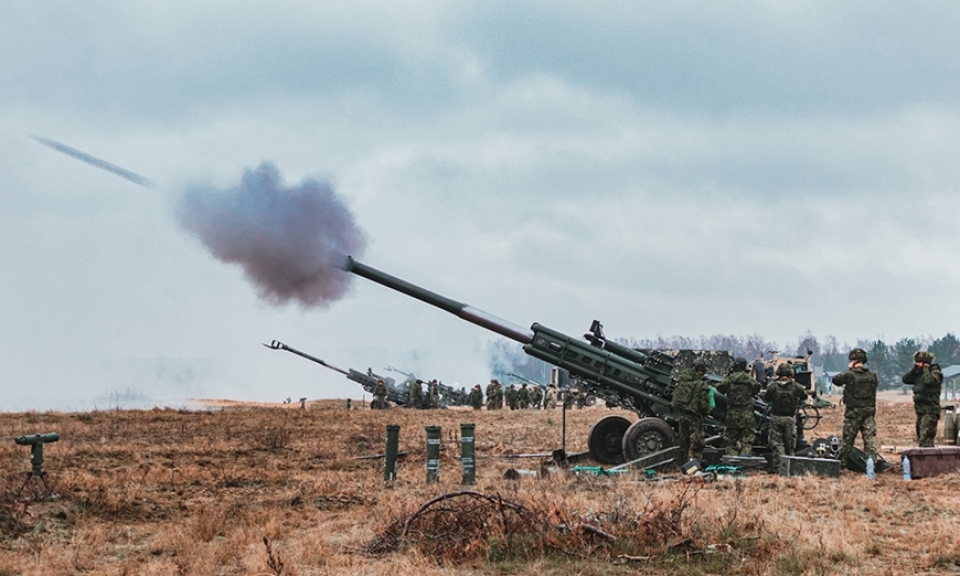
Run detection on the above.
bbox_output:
[343,257,820,465]
[264,340,410,406]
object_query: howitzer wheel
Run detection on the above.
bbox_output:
[800,403,821,430]
[587,415,631,465]
[621,418,678,462]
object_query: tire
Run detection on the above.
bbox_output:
[587,415,631,465]
[621,418,678,462]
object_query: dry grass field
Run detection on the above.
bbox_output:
[0,396,958,576]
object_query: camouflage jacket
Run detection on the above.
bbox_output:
[831,366,878,409]
[902,364,943,414]
[469,388,484,408]
[671,369,711,417]
[763,378,806,417]
[718,371,761,409]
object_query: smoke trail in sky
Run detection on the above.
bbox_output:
[31,135,156,189]
[177,162,366,308]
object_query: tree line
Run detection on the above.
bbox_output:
[487,332,960,392]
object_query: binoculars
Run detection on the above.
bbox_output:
[15,433,60,446]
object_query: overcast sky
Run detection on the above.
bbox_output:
[3,2,959,410]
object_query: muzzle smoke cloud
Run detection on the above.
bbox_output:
[177,162,366,308]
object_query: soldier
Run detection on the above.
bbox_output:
[517,383,531,409]
[485,379,499,410]
[717,357,761,456]
[902,351,943,447]
[372,379,389,410]
[671,361,712,463]
[428,379,440,410]
[530,384,543,409]
[409,379,424,410]
[563,387,575,409]
[469,384,484,410]
[506,385,519,410]
[831,348,879,467]
[543,384,558,409]
[575,389,587,409]
[763,364,808,470]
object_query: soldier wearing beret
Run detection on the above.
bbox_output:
[831,348,879,467]
[902,351,943,447]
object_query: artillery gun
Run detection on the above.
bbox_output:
[264,340,410,406]
[384,366,470,407]
[342,257,821,466]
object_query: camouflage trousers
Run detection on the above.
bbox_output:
[724,408,756,456]
[676,412,705,462]
[767,415,796,471]
[838,407,877,466]
[915,410,940,447]
[371,396,388,410]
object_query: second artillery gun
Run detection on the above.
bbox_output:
[342,257,825,467]
[264,340,410,407]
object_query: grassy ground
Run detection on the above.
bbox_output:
[0,397,958,575]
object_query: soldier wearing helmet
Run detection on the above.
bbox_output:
[671,361,712,462]
[902,350,943,447]
[763,363,808,471]
[717,357,761,456]
[372,379,389,410]
[831,348,879,468]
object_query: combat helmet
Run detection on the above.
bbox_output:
[732,357,748,372]
[914,350,936,364]
[848,348,868,363]
[776,364,794,377]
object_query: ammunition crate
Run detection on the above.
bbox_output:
[778,455,841,478]
[902,447,960,479]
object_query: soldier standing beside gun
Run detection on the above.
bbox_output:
[469,384,484,410]
[763,364,808,470]
[530,384,543,409]
[518,383,531,409]
[410,379,424,409]
[717,357,761,456]
[506,385,518,410]
[428,380,440,409]
[372,379,389,410]
[902,351,943,447]
[671,361,711,463]
[543,384,558,409]
[832,348,879,467]
[485,379,499,410]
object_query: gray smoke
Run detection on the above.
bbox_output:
[177,162,366,308]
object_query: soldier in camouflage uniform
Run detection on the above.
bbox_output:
[485,379,499,410]
[372,379,389,410]
[469,384,484,410]
[717,357,761,456]
[517,383,531,409]
[506,385,518,410]
[831,348,879,467]
[530,384,543,409]
[428,380,440,409]
[763,364,808,471]
[671,361,711,462]
[409,379,424,409]
[902,351,943,447]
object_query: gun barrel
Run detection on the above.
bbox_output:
[264,340,349,376]
[344,257,534,344]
